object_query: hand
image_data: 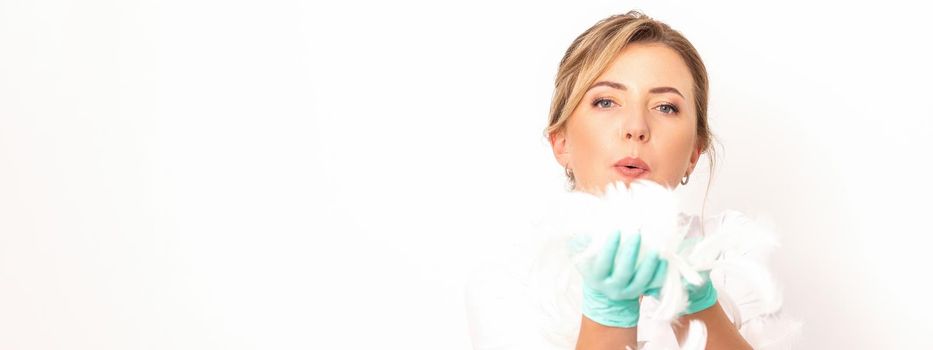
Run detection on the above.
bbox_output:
[643,233,718,315]
[644,270,718,316]
[570,230,668,327]
[682,270,717,315]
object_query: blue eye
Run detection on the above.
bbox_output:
[656,103,679,114]
[592,98,616,109]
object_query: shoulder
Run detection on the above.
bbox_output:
[701,209,777,236]
[463,221,581,349]
[462,230,537,335]
[465,253,563,349]
[703,209,781,261]
[464,258,524,306]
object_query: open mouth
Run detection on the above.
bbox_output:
[615,165,647,177]
[614,157,650,178]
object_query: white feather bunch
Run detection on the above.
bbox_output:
[525,179,801,349]
[552,179,701,323]
[560,180,684,272]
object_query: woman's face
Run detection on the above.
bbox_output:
[550,42,702,194]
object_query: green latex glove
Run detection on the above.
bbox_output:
[678,235,718,315]
[644,270,718,315]
[683,270,717,315]
[570,230,668,328]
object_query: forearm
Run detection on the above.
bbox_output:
[671,301,752,350]
[576,315,638,350]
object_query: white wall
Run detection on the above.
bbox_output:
[1,0,931,348]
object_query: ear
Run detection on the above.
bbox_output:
[549,130,571,168]
[687,141,702,174]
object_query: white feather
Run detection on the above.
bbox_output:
[680,320,708,350]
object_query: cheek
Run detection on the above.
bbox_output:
[569,121,614,170]
[573,129,607,163]
[655,126,697,169]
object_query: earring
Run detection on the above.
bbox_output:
[564,164,575,190]
[681,173,690,185]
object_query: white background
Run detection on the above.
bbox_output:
[2,0,932,348]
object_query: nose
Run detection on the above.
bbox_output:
[621,109,649,142]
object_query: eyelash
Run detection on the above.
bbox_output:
[591,97,680,115]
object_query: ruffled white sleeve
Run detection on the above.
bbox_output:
[637,210,803,349]
[464,225,577,350]
[465,254,569,349]
[702,210,802,349]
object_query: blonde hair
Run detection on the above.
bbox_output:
[543,10,719,214]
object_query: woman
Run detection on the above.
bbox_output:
[466,11,793,349]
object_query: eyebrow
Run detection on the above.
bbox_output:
[587,81,684,98]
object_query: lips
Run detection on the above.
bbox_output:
[614,157,650,171]
[614,157,650,178]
